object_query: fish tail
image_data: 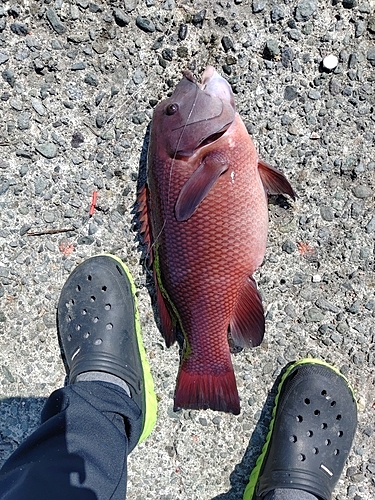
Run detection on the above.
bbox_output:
[173,362,240,415]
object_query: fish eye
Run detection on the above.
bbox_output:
[166,103,178,115]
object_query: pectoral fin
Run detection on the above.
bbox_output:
[175,153,228,221]
[258,159,296,200]
[230,276,265,348]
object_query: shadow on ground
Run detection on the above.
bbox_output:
[0,397,46,467]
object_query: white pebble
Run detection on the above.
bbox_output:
[322,54,338,70]
[312,274,321,283]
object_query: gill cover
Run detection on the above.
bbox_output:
[158,70,235,157]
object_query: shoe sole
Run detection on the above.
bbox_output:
[102,254,157,444]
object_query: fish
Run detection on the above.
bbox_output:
[137,66,295,415]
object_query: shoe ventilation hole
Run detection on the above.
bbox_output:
[66,315,71,323]
[334,449,339,456]
[90,296,96,302]
[325,439,331,446]
[116,265,123,275]
[68,299,75,306]
[105,304,111,311]
[307,430,313,437]
[313,447,319,454]
[87,275,92,281]
[298,454,306,462]
[83,332,90,339]
[93,317,99,323]
[94,338,102,345]
[304,398,310,405]
[330,401,336,407]
[81,309,87,315]
[102,286,107,292]
[67,334,72,341]
[314,410,320,416]
[321,390,327,396]
[76,324,81,331]
[321,423,327,429]
[106,323,113,330]
[296,415,303,422]
[338,431,343,437]
[289,435,297,443]
[76,285,81,292]
[336,414,342,421]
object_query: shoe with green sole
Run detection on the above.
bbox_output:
[244,359,357,500]
[57,254,157,444]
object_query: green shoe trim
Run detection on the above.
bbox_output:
[243,358,356,500]
[98,253,157,444]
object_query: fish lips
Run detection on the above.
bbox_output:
[158,69,236,158]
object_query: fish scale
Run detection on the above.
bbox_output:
[138,67,295,414]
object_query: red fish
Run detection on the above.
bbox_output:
[138,66,295,415]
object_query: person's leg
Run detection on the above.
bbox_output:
[244,359,357,500]
[0,255,157,500]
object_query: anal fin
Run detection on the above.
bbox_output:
[230,276,265,348]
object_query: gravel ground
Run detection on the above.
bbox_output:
[0,0,374,498]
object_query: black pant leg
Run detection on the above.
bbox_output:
[0,381,143,500]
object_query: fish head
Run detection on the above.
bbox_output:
[152,66,236,158]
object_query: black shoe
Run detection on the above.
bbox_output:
[57,254,157,443]
[244,359,357,500]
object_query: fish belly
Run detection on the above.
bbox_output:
[150,141,268,414]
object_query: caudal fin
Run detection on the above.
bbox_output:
[173,363,240,415]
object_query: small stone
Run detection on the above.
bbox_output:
[320,205,334,221]
[284,86,297,101]
[35,143,58,159]
[84,73,98,86]
[365,216,375,234]
[265,39,280,59]
[10,23,29,36]
[322,54,338,71]
[31,98,46,116]
[367,47,375,66]
[123,0,137,11]
[46,8,66,35]
[43,211,56,223]
[71,62,86,71]
[136,16,155,33]
[221,36,234,52]
[304,308,324,323]
[271,6,285,22]
[2,69,15,87]
[192,10,206,28]
[253,0,267,13]
[312,274,321,283]
[355,20,366,38]
[315,298,340,313]
[308,89,321,100]
[113,8,130,27]
[295,0,317,22]
[343,0,356,8]
[17,112,31,130]
[262,362,273,375]
[178,24,187,40]
[71,132,85,148]
[282,240,296,254]
[352,185,372,199]
[133,68,145,84]
[0,52,8,64]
